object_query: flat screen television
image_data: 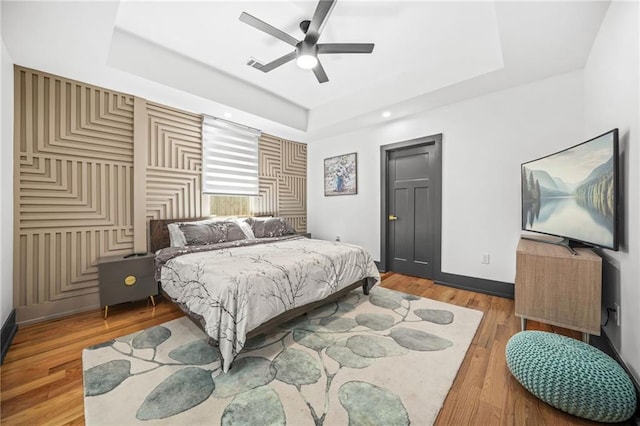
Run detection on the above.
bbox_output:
[521,129,619,252]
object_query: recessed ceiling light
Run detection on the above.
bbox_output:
[224,112,232,118]
[382,111,391,118]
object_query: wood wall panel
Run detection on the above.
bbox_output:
[278,175,306,216]
[251,177,279,216]
[251,134,307,231]
[281,140,306,176]
[14,67,134,323]
[257,135,282,178]
[145,103,202,221]
[281,216,307,233]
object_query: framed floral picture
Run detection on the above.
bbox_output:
[324,153,357,196]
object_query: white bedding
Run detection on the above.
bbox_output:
[158,237,380,372]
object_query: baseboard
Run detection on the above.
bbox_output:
[1,309,18,365]
[591,330,640,422]
[374,265,514,299]
[435,272,514,299]
[15,292,99,325]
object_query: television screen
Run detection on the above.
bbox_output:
[521,129,618,250]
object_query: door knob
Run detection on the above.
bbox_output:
[388,215,398,221]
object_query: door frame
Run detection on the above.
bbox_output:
[379,134,443,274]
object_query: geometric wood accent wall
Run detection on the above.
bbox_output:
[12,67,306,324]
[13,66,134,323]
[252,134,307,232]
[145,102,203,221]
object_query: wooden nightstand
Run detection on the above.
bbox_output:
[98,253,158,319]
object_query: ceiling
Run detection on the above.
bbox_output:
[1,1,610,142]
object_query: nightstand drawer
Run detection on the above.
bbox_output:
[98,254,157,309]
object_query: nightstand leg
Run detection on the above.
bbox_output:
[150,295,156,307]
[582,332,589,344]
[104,306,109,320]
[520,317,527,331]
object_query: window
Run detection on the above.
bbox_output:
[209,195,251,216]
[201,116,261,196]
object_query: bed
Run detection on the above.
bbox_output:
[150,217,380,372]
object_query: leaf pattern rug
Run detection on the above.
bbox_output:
[82,286,483,425]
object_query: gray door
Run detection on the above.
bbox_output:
[387,144,435,278]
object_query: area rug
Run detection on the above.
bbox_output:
[82,286,483,425]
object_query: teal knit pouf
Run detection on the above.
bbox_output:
[506,331,636,422]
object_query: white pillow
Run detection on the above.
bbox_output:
[234,218,256,239]
[167,223,187,247]
[167,217,230,247]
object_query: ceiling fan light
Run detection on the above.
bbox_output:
[296,54,318,69]
[296,41,318,69]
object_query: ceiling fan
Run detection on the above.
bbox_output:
[239,0,374,84]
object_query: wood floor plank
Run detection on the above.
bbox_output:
[1,273,605,425]
[6,302,180,362]
[479,324,512,410]
[0,370,66,402]
[2,387,84,425]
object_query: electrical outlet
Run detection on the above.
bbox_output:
[481,253,490,264]
[614,303,621,326]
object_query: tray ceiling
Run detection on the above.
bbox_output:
[2,1,610,139]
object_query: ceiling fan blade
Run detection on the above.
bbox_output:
[304,0,337,44]
[257,51,297,73]
[239,12,299,47]
[312,60,329,83]
[317,43,375,54]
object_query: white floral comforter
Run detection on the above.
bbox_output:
[157,237,380,372]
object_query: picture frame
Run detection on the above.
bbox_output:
[324,152,357,196]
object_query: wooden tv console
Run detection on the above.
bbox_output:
[515,238,602,343]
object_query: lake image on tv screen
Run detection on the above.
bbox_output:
[522,132,615,248]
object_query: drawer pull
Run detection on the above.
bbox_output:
[124,275,137,286]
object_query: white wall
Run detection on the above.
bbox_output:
[308,71,584,284]
[1,35,14,327]
[583,0,639,383]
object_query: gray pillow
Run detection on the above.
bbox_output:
[167,217,230,247]
[179,221,248,246]
[225,221,248,242]
[246,217,296,238]
[179,222,228,246]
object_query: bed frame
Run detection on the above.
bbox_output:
[149,218,371,342]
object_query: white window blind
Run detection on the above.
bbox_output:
[202,116,261,196]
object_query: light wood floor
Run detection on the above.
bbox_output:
[1,272,601,425]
